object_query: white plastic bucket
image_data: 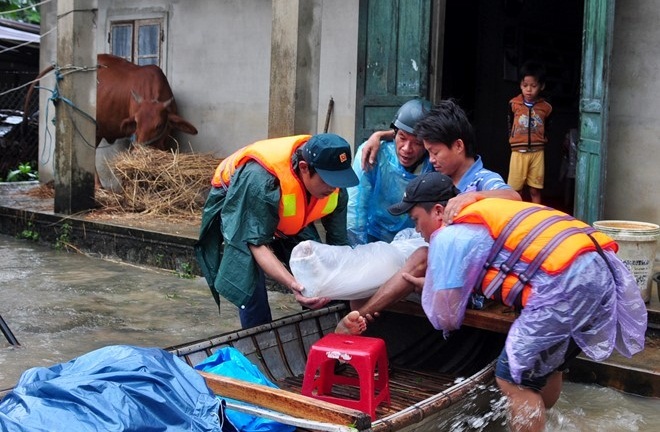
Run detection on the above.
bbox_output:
[593,220,660,303]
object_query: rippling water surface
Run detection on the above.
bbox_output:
[1,234,659,430]
[443,381,659,431]
[0,234,299,389]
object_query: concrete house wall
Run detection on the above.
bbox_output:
[37,0,359,184]
[607,0,660,226]
[36,1,659,231]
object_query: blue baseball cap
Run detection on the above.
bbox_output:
[302,133,359,188]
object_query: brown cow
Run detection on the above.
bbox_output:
[95,54,197,149]
[25,53,198,151]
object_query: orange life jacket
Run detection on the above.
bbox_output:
[508,94,552,150]
[211,135,339,236]
[454,199,617,308]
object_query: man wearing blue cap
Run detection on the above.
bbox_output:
[196,133,359,328]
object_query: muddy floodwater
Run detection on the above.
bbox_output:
[0,234,300,390]
[449,381,660,431]
[1,234,659,430]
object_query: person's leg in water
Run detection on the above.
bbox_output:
[336,246,428,334]
[496,371,564,432]
[494,340,579,432]
[496,377,547,432]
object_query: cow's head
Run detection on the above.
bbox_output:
[121,90,198,150]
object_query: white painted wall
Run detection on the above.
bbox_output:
[97,0,273,157]
[607,0,660,228]
[37,0,360,185]
[316,1,359,145]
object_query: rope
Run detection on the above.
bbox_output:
[50,68,97,125]
[38,63,101,166]
[0,26,56,56]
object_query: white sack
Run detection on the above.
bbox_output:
[290,235,427,300]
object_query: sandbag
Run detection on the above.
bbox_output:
[290,233,427,300]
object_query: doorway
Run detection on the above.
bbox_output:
[436,0,584,214]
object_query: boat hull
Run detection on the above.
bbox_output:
[168,303,507,431]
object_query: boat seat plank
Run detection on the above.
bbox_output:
[199,371,371,430]
[386,300,516,334]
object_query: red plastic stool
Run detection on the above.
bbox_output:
[301,333,390,418]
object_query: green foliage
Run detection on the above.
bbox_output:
[55,222,72,251]
[176,262,195,279]
[5,162,38,182]
[17,221,39,241]
[0,0,40,24]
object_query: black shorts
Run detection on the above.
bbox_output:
[495,339,581,391]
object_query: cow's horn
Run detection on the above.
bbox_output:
[163,97,173,108]
[131,90,143,104]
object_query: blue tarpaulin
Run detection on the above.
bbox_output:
[0,345,237,432]
[195,348,295,432]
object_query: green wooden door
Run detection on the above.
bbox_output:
[575,0,616,223]
[355,0,432,145]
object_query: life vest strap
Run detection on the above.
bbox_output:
[482,214,574,300]
[504,226,598,307]
[477,206,548,299]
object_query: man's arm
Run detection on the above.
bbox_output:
[356,246,429,320]
[443,188,521,224]
[220,163,328,310]
[421,225,491,333]
[360,129,395,170]
[248,243,329,309]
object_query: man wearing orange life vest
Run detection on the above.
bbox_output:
[339,172,647,432]
[195,133,359,329]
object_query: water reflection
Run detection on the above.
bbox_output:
[1,235,659,430]
[0,234,299,390]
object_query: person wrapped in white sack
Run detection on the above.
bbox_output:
[290,234,427,300]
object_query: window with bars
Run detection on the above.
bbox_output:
[109,18,163,66]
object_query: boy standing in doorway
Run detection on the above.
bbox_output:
[507,61,552,204]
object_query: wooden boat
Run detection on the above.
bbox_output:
[167,302,512,431]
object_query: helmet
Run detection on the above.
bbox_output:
[391,99,432,134]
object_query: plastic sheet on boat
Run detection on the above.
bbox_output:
[0,345,237,432]
[195,347,295,432]
[290,230,427,300]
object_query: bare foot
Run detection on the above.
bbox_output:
[335,311,367,335]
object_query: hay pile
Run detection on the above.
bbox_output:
[26,181,55,198]
[95,146,221,221]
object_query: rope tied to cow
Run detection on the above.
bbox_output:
[36,63,103,157]
[48,65,99,125]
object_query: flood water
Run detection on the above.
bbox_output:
[0,234,300,390]
[446,381,660,431]
[1,234,659,430]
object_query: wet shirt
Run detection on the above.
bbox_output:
[422,223,647,384]
[196,159,349,307]
[347,140,433,245]
[457,155,511,193]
